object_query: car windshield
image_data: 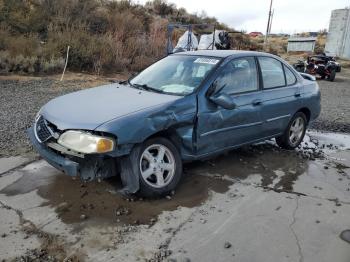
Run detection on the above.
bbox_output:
[129,55,220,95]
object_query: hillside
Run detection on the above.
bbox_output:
[0,0,232,75]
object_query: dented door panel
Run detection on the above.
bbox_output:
[95,94,197,158]
[196,92,263,156]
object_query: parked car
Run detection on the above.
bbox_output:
[293,55,339,81]
[28,50,321,197]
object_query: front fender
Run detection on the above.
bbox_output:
[96,94,197,157]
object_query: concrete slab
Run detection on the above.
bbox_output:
[0,156,29,175]
[0,132,349,261]
[0,204,40,260]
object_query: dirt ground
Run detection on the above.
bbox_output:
[311,68,350,133]
[0,72,127,157]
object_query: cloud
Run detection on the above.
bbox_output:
[138,0,350,33]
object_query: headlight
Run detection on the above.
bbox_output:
[58,130,115,154]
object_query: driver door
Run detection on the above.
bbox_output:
[196,56,264,156]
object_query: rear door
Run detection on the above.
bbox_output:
[258,56,301,137]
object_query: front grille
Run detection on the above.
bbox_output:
[35,116,52,142]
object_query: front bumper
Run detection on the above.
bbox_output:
[28,126,139,194]
[27,126,79,176]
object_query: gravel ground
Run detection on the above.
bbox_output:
[0,69,349,157]
[0,76,109,157]
[310,68,350,133]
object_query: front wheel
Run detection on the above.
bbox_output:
[276,112,307,150]
[126,137,183,197]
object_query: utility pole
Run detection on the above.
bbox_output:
[264,0,273,48]
[268,9,274,35]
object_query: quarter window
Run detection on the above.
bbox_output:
[284,65,297,85]
[215,57,258,94]
[258,57,285,89]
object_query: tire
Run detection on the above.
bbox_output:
[127,137,183,197]
[294,65,304,73]
[276,112,307,150]
[320,74,326,80]
[328,69,336,82]
[337,66,341,73]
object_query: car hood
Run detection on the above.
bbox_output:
[41,84,180,130]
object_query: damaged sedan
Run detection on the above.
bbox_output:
[28,50,321,197]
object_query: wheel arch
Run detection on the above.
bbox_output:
[146,128,184,153]
[296,107,311,123]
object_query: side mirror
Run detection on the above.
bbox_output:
[209,92,236,110]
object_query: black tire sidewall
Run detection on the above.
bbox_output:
[328,69,336,81]
[135,137,183,197]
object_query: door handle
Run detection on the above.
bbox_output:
[294,92,301,97]
[252,99,262,106]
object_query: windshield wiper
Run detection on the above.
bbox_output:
[127,79,141,89]
[127,80,149,91]
[128,81,184,96]
[129,81,164,94]
[140,84,165,94]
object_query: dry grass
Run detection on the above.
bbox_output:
[0,0,228,75]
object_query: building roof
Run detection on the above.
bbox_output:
[288,37,317,42]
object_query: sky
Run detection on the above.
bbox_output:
[138,0,350,34]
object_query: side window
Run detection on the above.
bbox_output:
[258,57,285,89]
[215,57,258,94]
[284,65,297,85]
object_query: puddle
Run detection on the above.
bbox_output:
[1,165,231,226]
[0,141,311,228]
[9,131,350,229]
[340,230,350,244]
[187,143,307,191]
[40,173,231,226]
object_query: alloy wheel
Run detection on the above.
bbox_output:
[289,116,305,146]
[139,144,176,188]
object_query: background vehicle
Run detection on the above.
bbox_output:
[293,55,338,81]
[28,50,321,197]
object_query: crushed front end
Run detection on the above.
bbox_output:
[27,115,117,181]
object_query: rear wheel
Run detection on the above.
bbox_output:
[328,69,336,81]
[127,137,183,197]
[276,112,307,150]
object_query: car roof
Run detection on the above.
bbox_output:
[172,50,274,58]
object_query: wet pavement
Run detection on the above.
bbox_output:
[0,156,30,175]
[0,131,349,261]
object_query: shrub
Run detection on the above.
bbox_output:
[0,0,232,74]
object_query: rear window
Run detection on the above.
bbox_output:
[284,65,297,85]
